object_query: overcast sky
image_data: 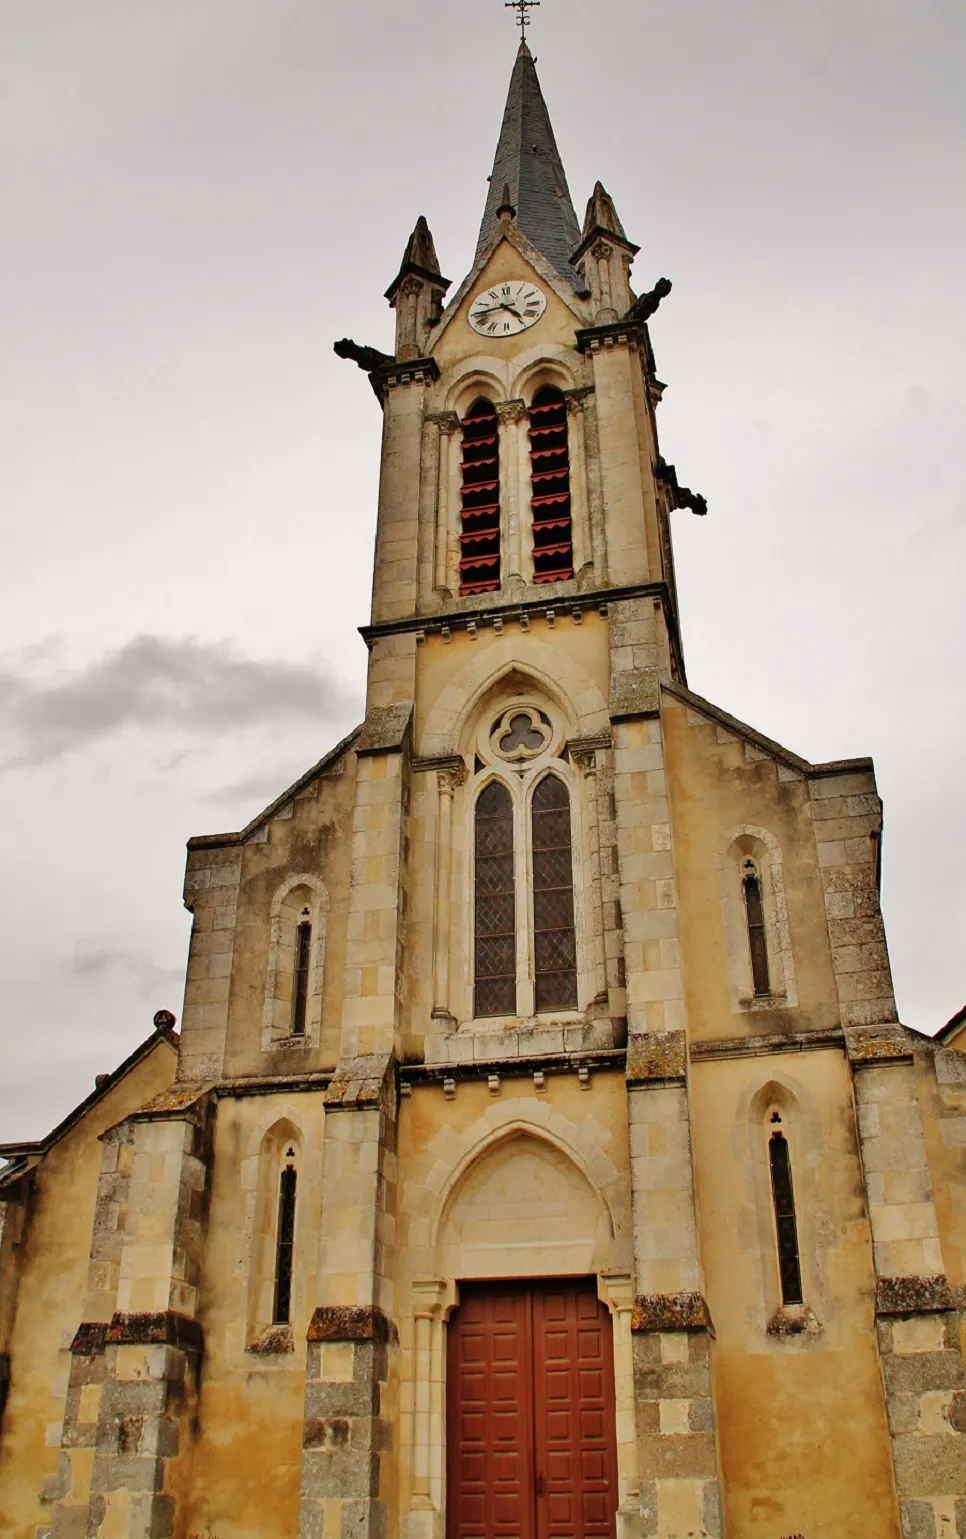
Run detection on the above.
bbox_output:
[1,0,963,1142]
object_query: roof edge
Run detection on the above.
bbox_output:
[187,726,362,852]
[662,680,875,780]
[0,1025,179,1167]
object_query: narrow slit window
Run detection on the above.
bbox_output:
[743,868,771,996]
[273,1164,297,1324]
[459,398,501,595]
[291,916,311,1036]
[531,775,578,1011]
[474,782,516,1016]
[769,1131,803,1305]
[528,386,573,584]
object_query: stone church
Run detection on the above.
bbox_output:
[3,38,966,1539]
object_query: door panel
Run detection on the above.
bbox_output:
[533,1283,618,1539]
[447,1285,536,1539]
[446,1281,617,1539]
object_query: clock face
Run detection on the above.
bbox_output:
[469,281,547,337]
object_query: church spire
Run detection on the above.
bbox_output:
[475,42,582,287]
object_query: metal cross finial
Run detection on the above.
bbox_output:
[505,0,540,42]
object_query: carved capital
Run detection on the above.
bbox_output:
[412,1279,447,1321]
[399,275,424,299]
[591,239,613,261]
[437,762,467,796]
[426,410,461,436]
[495,397,528,425]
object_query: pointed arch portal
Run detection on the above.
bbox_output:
[447,1278,618,1539]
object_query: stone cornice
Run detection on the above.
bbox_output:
[875,1275,963,1316]
[689,1026,846,1063]
[631,1292,712,1332]
[575,319,645,354]
[375,356,440,391]
[105,1310,204,1354]
[307,1305,399,1345]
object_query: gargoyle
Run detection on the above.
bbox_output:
[627,276,672,323]
[333,338,394,401]
[655,456,708,517]
[333,338,393,372]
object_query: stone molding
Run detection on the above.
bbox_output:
[846,1024,914,1064]
[631,1292,712,1332]
[689,1026,845,1062]
[626,1030,687,1085]
[375,356,441,391]
[104,1309,204,1354]
[575,320,644,355]
[69,1322,108,1357]
[610,666,661,722]
[306,1305,399,1345]
[323,1053,396,1112]
[875,1275,960,1317]
[355,700,413,757]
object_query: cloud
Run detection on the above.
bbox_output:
[0,634,360,769]
[65,945,184,1003]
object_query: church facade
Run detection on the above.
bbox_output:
[2,41,966,1539]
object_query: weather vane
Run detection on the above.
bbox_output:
[505,0,540,42]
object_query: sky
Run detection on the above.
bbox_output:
[1,0,963,1142]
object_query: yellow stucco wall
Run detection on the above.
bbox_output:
[690,1049,900,1537]
[0,1039,177,1539]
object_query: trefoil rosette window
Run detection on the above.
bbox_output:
[459,398,501,595]
[528,385,574,583]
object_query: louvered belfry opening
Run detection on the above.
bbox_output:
[532,774,578,1011]
[474,781,517,1017]
[528,385,574,584]
[459,398,501,595]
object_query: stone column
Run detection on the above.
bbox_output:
[570,737,609,1008]
[429,411,459,598]
[410,1280,445,1512]
[0,1182,26,1438]
[850,1032,966,1539]
[50,1091,214,1539]
[565,389,594,577]
[299,1057,398,1539]
[625,1038,722,1539]
[431,760,466,1028]
[496,398,527,585]
[339,705,413,1062]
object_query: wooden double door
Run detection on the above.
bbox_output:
[446,1279,619,1539]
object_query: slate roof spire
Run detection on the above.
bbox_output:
[475,41,583,287]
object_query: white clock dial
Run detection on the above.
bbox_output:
[468,280,547,337]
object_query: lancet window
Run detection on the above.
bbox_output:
[474,781,517,1016]
[769,1125,803,1306]
[273,1158,298,1325]
[291,914,312,1037]
[528,386,573,583]
[743,860,771,996]
[470,706,581,1021]
[459,398,501,595]
[531,774,578,1009]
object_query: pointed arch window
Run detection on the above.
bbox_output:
[532,774,578,1009]
[743,860,771,996]
[528,386,573,583]
[459,398,501,595]
[273,1159,298,1325]
[291,913,312,1037]
[769,1128,803,1305]
[474,781,516,1016]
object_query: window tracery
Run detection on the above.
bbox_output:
[466,698,583,1022]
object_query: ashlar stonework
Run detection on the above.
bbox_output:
[2,37,964,1539]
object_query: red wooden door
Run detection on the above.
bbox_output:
[447,1280,618,1539]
